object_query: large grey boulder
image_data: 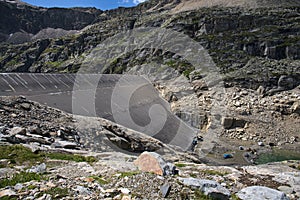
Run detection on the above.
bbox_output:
[178,177,231,200]
[237,186,290,200]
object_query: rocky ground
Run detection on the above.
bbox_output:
[0,91,299,199]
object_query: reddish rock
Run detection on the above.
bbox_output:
[134,151,175,176]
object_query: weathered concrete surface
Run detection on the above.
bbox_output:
[0,73,196,150]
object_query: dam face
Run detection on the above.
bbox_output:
[0,73,196,150]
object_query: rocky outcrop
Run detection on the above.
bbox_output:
[0,96,166,154]
[0,0,102,43]
[0,2,299,92]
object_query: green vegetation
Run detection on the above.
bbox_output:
[183,69,193,78]
[119,171,140,178]
[0,196,17,200]
[36,187,69,200]
[27,185,38,190]
[0,145,43,165]
[46,61,64,68]
[231,194,241,200]
[190,173,198,178]
[0,145,97,166]
[46,153,96,164]
[175,163,187,168]
[201,170,228,176]
[0,164,6,168]
[6,58,19,66]
[88,176,109,185]
[165,60,177,68]
[0,172,44,188]
[194,190,215,200]
[42,48,61,54]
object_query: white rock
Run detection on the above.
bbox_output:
[0,189,16,198]
[237,186,290,200]
[119,188,130,194]
[9,127,26,136]
[178,177,231,200]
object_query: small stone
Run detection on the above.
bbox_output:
[21,103,31,110]
[49,132,57,137]
[221,183,227,187]
[278,186,294,195]
[14,183,23,191]
[0,189,16,198]
[160,183,171,198]
[221,117,234,129]
[29,126,42,135]
[51,141,78,149]
[258,142,264,146]
[105,188,117,193]
[26,163,46,174]
[257,86,265,95]
[121,195,131,200]
[36,194,52,200]
[9,127,26,136]
[84,177,95,183]
[75,186,92,195]
[291,101,300,114]
[119,188,130,195]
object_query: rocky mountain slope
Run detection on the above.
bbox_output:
[0,0,299,199]
[0,0,299,89]
[0,0,102,43]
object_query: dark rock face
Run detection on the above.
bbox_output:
[0,0,102,42]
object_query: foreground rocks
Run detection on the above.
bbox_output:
[0,149,298,199]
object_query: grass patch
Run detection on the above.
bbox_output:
[175,163,187,168]
[0,145,43,165]
[0,145,97,166]
[183,69,193,78]
[231,194,241,200]
[88,176,109,185]
[27,185,38,190]
[119,171,140,178]
[37,187,69,200]
[45,153,96,164]
[190,173,198,178]
[0,197,17,200]
[46,61,64,68]
[0,172,44,188]
[194,190,215,200]
[0,164,6,168]
[201,170,228,176]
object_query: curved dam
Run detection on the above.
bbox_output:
[0,73,197,150]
